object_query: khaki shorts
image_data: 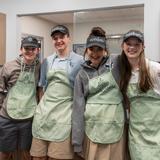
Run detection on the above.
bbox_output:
[30,137,74,159]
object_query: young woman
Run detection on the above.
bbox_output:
[72,27,125,160]
[120,30,160,160]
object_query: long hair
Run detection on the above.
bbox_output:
[119,42,154,160]
[120,49,153,96]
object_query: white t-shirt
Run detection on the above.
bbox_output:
[130,59,160,95]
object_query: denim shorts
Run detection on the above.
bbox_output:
[0,116,32,152]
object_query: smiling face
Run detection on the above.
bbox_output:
[52,32,70,56]
[21,47,38,64]
[87,46,105,67]
[122,37,144,62]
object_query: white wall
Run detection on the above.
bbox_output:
[18,15,74,58]
[0,0,145,61]
[19,16,53,58]
[0,0,144,14]
[73,19,143,44]
[73,18,143,55]
[19,15,143,57]
[4,0,160,61]
[144,0,160,61]
[20,16,74,58]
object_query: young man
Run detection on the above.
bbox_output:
[30,25,84,160]
[0,36,40,160]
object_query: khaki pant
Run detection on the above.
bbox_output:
[30,137,74,159]
[83,132,126,160]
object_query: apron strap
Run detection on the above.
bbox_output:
[20,57,26,72]
[21,57,36,73]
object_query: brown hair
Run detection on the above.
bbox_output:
[119,33,151,159]
[89,27,106,38]
[120,50,153,95]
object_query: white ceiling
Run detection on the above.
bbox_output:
[36,6,144,24]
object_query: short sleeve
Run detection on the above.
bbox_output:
[149,60,160,94]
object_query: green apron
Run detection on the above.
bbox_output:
[128,83,160,160]
[32,69,73,142]
[85,70,124,144]
[6,61,37,120]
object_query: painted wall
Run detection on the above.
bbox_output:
[19,15,143,57]
[73,19,143,43]
[0,0,144,14]
[20,16,74,58]
[19,16,53,58]
[144,0,160,61]
[73,18,143,55]
[0,0,144,61]
[2,0,160,61]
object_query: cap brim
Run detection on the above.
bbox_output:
[22,44,38,48]
[51,30,66,36]
[86,42,105,49]
[124,36,143,42]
